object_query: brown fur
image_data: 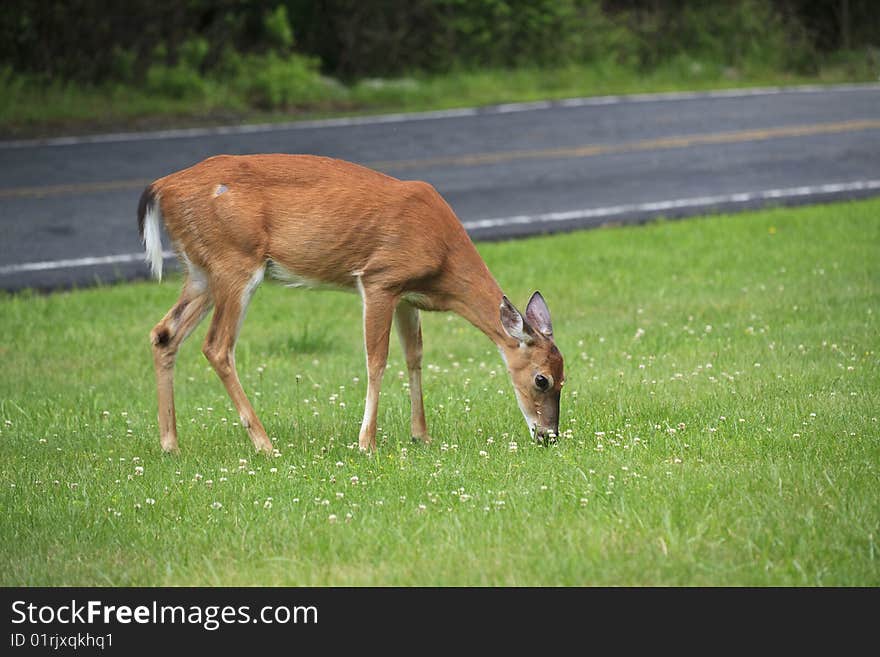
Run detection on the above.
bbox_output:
[142,154,564,452]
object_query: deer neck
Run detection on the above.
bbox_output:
[444,253,518,352]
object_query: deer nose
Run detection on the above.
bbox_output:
[534,426,558,445]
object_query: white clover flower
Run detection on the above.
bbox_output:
[211,501,223,510]
[328,514,338,524]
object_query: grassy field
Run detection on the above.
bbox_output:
[1,199,878,586]
[3,56,877,138]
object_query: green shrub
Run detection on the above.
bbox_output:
[110,46,137,83]
[425,0,616,71]
[264,5,295,52]
[235,52,342,109]
[145,62,208,100]
[178,37,210,71]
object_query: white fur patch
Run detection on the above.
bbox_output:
[498,347,539,437]
[355,274,376,433]
[142,193,164,280]
[181,252,208,293]
[267,261,339,290]
[236,267,265,341]
[513,389,540,437]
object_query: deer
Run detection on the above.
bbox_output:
[137,154,564,453]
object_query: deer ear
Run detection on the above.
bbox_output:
[525,291,553,337]
[500,296,534,344]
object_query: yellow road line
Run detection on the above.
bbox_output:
[369,118,880,171]
[0,178,152,200]
[2,118,879,200]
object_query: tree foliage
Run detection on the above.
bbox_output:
[1,0,876,84]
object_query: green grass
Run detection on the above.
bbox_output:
[2,52,878,138]
[1,199,878,585]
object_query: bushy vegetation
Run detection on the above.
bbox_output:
[4,1,879,81]
[0,1,878,133]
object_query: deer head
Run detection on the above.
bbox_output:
[499,292,565,443]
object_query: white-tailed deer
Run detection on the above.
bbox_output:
[138,154,564,453]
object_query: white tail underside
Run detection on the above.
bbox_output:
[142,195,164,280]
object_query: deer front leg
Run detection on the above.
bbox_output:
[358,283,396,451]
[394,300,430,443]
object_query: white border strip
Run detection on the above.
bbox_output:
[461,179,880,230]
[0,250,175,275]
[2,180,878,276]
[3,83,879,150]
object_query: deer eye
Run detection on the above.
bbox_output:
[534,374,550,391]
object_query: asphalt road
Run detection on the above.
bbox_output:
[1,83,879,291]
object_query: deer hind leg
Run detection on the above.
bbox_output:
[151,278,213,453]
[357,280,397,451]
[394,300,430,444]
[201,266,274,454]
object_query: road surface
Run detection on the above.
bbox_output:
[1,83,879,291]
